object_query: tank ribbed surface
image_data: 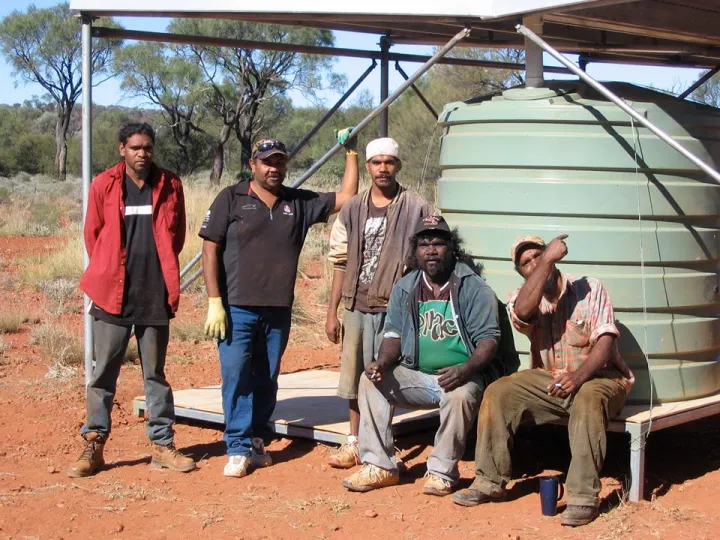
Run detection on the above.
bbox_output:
[437,82,720,404]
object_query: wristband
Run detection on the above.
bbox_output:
[346,150,358,156]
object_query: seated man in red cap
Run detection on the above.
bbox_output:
[342,216,518,496]
[453,234,634,527]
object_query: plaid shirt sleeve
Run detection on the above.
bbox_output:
[507,287,536,335]
[587,278,620,346]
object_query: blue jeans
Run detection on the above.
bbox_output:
[218,305,291,457]
[359,365,485,482]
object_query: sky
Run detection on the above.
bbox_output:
[0,0,705,110]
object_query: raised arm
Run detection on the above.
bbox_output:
[513,235,568,322]
[331,128,360,213]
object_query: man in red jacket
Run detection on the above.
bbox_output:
[69,122,195,478]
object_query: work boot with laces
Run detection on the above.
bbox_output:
[328,436,360,469]
[422,471,455,496]
[151,442,197,473]
[343,463,399,492]
[67,432,106,478]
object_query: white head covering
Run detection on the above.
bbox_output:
[365,137,400,162]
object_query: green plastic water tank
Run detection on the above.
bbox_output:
[437,82,720,404]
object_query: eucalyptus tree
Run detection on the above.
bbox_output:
[168,19,340,183]
[0,2,121,180]
[114,42,211,175]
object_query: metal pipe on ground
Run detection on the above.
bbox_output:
[516,24,720,186]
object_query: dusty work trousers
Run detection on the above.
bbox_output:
[472,369,627,507]
[359,364,485,483]
[336,309,386,400]
[81,319,175,445]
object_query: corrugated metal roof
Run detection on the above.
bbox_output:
[69,0,720,68]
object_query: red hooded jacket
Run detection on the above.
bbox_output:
[79,161,186,315]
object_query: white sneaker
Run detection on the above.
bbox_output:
[223,455,250,478]
[251,438,272,468]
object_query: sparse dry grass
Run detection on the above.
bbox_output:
[179,180,224,272]
[38,277,81,315]
[0,193,78,237]
[30,322,84,377]
[18,225,84,287]
[0,311,28,334]
[171,318,210,342]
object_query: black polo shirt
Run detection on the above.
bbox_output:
[91,174,171,326]
[199,181,335,307]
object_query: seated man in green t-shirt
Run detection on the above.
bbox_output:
[342,216,519,496]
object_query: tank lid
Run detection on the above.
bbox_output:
[502,87,569,101]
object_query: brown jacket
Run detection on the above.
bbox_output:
[327,185,434,310]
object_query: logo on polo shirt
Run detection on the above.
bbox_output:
[201,210,211,228]
[242,203,258,210]
[282,204,293,216]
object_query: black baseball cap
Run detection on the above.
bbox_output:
[251,138,288,159]
[413,215,451,237]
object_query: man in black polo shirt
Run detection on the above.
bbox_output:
[200,135,359,478]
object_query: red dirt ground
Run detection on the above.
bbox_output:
[0,235,718,539]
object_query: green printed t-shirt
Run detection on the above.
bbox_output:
[417,275,468,374]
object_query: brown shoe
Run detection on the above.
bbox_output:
[422,472,455,497]
[151,443,196,473]
[343,463,399,492]
[561,505,599,527]
[67,432,106,478]
[328,439,360,469]
[452,487,506,507]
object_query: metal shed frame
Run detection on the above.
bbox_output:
[72,0,720,503]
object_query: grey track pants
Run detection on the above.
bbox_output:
[80,318,175,445]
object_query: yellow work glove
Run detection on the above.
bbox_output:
[334,126,357,154]
[204,297,227,340]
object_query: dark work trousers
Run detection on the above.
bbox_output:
[80,318,175,445]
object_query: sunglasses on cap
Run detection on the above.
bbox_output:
[251,139,287,158]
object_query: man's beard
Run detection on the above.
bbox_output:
[422,256,453,279]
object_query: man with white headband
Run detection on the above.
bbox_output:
[325,136,434,470]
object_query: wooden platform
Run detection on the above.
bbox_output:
[133,370,438,445]
[557,391,720,502]
[134,371,720,503]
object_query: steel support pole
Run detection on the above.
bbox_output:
[293,27,470,187]
[517,24,720,185]
[679,65,720,100]
[395,62,438,119]
[379,35,390,137]
[523,15,544,87]
[81,16,93,386]
[179,63,379,283]
[289,60,377,160]
[179,28,470,292]
[180,251,202,279]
